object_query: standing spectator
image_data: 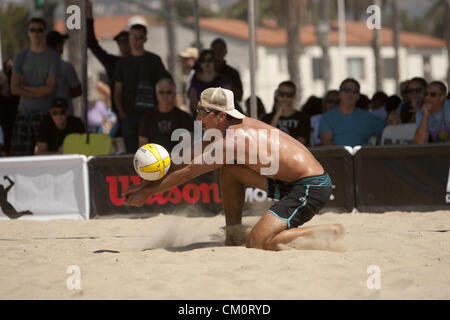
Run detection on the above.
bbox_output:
[178,47,198,113]
[114,23,171,154]
[260,81,310,146]
[34,98,84,155]
[138,78,193,153]
[46,30,82,115]
[414,81,450,144]
[210,38,243,104]
[310,90,339,146]
[10,17,60,156]
[187,49,232,119]
[319,78,385,147]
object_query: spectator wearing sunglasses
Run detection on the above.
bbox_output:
[187,49,233,119]
[398,77,427,124]
[34,98,84,155]
[415,81,450,144]
[9,17,60,156]
[261,81,311,146]
[319,78,385,147]
[139,78,193,153]
[310,90,339,146]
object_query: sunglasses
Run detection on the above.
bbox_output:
[407,88,424,94]
[158,90,174,95]
[277,91,294,98]
[196,107,218,117]
[50,110,67,116]
[201,58,214,63]
[340,87,359,94]
[425,91,440,97]
[129,35,145,40]
[29,28,44,33]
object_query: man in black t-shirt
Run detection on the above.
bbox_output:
[261,81,310,146]
[114,24,171,154]
[34,98,84,154]
[139,78,193,153]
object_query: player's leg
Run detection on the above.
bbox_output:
[247,212,345,251]
[220,165,266,245]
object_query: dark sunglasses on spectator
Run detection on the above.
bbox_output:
[29,28,44,33]
[277,91,294,98]
[196,107,218,117]
[130,35,145,40]
[425,91,440,97]
[50,110,67,116]
[340,87,359,94]
[201,58,214,63]
[408,88,424,94]
[158,90,174,95]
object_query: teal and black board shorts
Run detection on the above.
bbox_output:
[266,172,332,229]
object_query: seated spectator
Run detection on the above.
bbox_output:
[368,91,388,121]
[244,96,266,119]
[414,81,450,144]
[187,49,232,118]
[87,90,108,133]
[46,30,82,114]
[386,95,402,125]
[302,95,323,118]
[34,98,84,155]
[0,125,4,156]
[357,94,370,110]
[310,90,339,146]
[260,81,310,146]
[399,77,427,123]
[319,78,386,147]
[139,78,193,153]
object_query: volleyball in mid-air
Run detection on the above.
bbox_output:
[134,143,171,181]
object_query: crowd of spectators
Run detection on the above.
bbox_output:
[1,12,450,158]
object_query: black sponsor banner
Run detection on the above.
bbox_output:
[310,146,355,212]
[88,155,222,217]
[354,144,450,212]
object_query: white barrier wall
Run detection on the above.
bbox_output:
[0,155,90,220]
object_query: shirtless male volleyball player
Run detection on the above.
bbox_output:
[124,87,344,251]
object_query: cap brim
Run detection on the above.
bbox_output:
[226,109,246,119]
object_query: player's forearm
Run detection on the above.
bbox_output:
[141,166,197,197]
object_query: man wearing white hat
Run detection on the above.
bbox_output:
[124,87,343,251]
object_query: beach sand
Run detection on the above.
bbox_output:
[0,211,449,299]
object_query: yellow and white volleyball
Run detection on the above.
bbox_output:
[134,144,171,181]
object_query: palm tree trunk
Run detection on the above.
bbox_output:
[372,0,383,92]
[164,0,177,81]
[392,0,400,94]
[286,0,301,106]
[317,0,330,92]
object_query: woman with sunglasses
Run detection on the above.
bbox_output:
[187,49,232,118]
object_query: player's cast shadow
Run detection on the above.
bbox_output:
[142,241,224,252]
[0,176,33,219]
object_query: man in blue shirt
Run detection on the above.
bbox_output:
[414,81,450,144]
[319,78,386,147]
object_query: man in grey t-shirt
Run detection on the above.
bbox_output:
[10,17,60,155]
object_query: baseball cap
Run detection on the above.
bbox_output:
[113,30,129,41]
[51,98,69,109]
[199,87,245,119]
[179,47,198,59]
[46,30,69,47]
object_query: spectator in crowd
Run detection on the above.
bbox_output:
[301,95,323,118]
[368,91,389,121]
[138,78,193,152]
[87,90,109,133]
[244,96,266,119]
[357,93,370,110]
[114,23,171,154]
[400,77,427,123]
[0,125,4,156]
[319,78,386,147]
[0,59,20,155]
[178,46,198,112]
[414,81,450,144]
[34,98,84,155]
[260,81,310,146]
[187,49,232,119]
[46,30,82,114]
[385,95,402,125]
[210,38,243,104]
[86,0,130,123]
[10,17,60,156]
[310,90,339,146]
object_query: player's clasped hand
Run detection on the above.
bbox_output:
[123,185,147,207]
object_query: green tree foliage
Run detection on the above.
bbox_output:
[0,4,29,62]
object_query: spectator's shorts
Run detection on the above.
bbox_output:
[10,111,46,156]
[266,172,332,229]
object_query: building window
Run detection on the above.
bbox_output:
[312,57,324,80]
[347,57,365,80]
[383,58,395,79]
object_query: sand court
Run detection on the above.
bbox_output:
[0,211,449,299]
